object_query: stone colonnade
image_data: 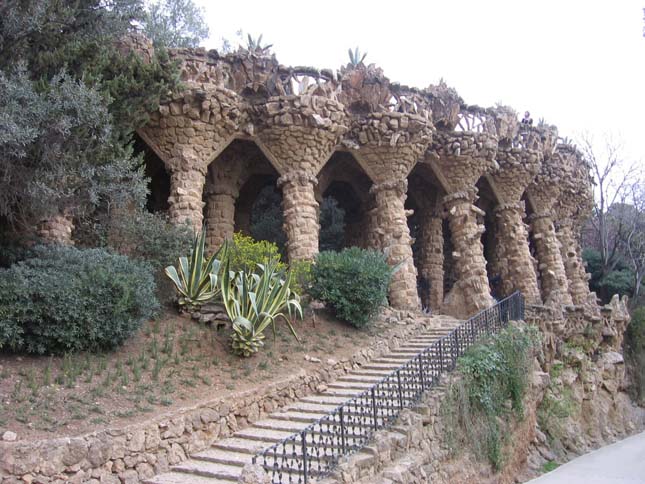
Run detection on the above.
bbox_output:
[65,48,593,317]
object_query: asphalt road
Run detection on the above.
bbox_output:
[526,431,645,483]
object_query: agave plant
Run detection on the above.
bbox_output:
[348,47,367,67]
[222,257,302,357]
[246,33,273,54]
[164,230,225,309]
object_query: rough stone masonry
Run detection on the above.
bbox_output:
[48,35,596,319]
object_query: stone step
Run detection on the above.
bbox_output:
[328,380,376,390]
[286,401,341,414]
[213,437,274,454]
[323,387,364,397]
[252,418,310,432]
[370,358,412,365]
[172,460,241,481]
[388,347,424,354]
[382,353,419,360]
[144,314,470,484]
[270,411,326,423]
[192,447,252,467]
[234,427,299,443]
[144,471,235,484]
[300,395,349,406]
[337,374,385,383]
[349,368,393,377]
[359,363,401,371]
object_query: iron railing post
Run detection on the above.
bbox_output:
[339,407,346,453]
[301,431,308,484]
[371,387,378,430]
[419,355,425,392]
[396,369,403,409]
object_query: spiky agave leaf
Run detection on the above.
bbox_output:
[164,228,222,308]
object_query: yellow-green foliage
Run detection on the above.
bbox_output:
[289,260,313,294]
[227,233,310,294]
[228,233,285,273]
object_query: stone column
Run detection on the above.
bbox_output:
[369,180,420,309]
[255,95,348,263]
[557,220,592,305]
[37,214,74,246]
[530,213,572,306]
[442,190,494,318]
[138,85,243,230]
[204,186,237,251]
[494,203,541,304]
[417,207,444,311]
[167,167,206,230]
[278,172,319,262]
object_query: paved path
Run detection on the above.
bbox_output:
[526,431,645,483]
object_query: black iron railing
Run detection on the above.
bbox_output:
[252,292,525,483]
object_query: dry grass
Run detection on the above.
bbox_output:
[0,308,374,440]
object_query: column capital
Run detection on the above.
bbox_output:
[494,201,525,215]
[527,211,553,223]
[369,178,407,196]
[442,187,478,207]
[204,184,239,198]
[277,171,318,189]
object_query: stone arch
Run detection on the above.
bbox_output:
[133,133,171,214]
[407,163,445,311]
[203,139,281,250]
[475,176,502,299]
[522,191,541,295]
[316,151,373,251]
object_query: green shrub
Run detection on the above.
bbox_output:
[0,246,158,354]
[442,325,540,470]
[289,260,313,295]
[104,211,193,273]
[228,233,285,273]
[310,248,392,328]
[625,307,645,404]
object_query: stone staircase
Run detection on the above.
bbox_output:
[144,318,462,484]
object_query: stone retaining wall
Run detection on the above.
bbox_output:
[0,312,436,484]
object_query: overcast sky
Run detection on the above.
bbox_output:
[194,0,645,163]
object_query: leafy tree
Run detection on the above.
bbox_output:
[143,0,210,48]
[0,67,147,225]
[0,0,180,230]
[580,134,644,304]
